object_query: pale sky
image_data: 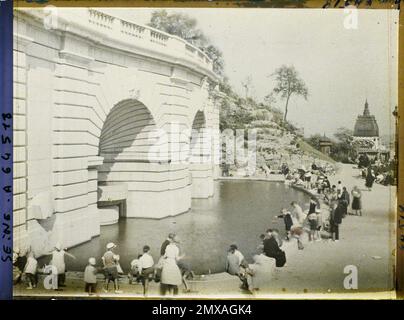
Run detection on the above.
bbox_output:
[104,8,398,138]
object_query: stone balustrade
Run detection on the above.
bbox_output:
[20,8,214,74]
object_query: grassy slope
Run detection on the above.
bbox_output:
[297,138,337,163]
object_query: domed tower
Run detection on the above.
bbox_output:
[352,99,380,150]
[353,100,379,137]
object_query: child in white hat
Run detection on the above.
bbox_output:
[84,257,98,295]
[102,242,122,293]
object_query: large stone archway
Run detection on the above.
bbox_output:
[97,99,191,220]
[12,8,220,253]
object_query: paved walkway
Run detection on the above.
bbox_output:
[266,164,395,297]
[14,164,396,299]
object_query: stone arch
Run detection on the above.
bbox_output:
[97,98,190,220]
[92,67,163,149]
[98,98,161,163]
[190,110,207,161]
[189,110,214,198]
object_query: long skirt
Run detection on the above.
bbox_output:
[161,258,182,286]
[352,197,361,210]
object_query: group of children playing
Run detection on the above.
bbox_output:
[13,243,75,291]
[14,238,195,296]
[84,241,195,296]
[275,198,322,246]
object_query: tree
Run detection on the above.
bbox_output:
[148,10,224,76]
[148,10,207,46]
[334,127,354,145]
[271,65,308,122]
[331,127,357,163]
[203,45,225,77]
[263,92,277,108]
[305,134,324,151]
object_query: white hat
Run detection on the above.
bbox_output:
[106,242,116,250]
[88,257,96,265]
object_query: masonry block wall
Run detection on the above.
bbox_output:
[13,8,221,254]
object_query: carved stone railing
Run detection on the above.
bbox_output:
[88,9,115,30]
[88,9,213,71]
[16,8,215,76]
[120,20,146,39]
[18,8,214,75]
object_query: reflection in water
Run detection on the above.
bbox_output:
[54,181,309,274]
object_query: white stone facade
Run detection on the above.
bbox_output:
[13,8,221,255]
[352,136,380,150]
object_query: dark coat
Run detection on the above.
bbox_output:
[365,170,375,188]
[263,237,281,258]
[263,237,286,267]
[309,201,317,214]
[341,190,350,206]
[332,204,344,224]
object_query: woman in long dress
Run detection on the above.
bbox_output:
[351,186,362,216]
[160,237,183,296]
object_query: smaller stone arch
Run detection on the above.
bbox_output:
[189,110,214,199]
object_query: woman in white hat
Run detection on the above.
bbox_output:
[160,235,184,296]
[102,242,122,294]
[47,242,76,289]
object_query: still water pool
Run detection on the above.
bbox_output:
[56,180,309,274]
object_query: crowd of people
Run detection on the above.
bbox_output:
[224,161,367,293]
[223,189,347,294]
[284,163,364,243]
[13,233,195,297]
[358,154,396,187]
[13,158,375,296]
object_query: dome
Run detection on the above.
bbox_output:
[319,135,331,143]
[353,100,379,137]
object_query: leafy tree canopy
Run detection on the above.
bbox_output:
[148,10,225,77]
[271,65,308,122]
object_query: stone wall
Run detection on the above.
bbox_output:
[13,8,220,254]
